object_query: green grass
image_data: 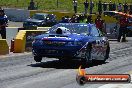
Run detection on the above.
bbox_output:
[0,0,132,13]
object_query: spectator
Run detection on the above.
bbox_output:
[130,4,132,12]
[109,1,113,11]
[98,0,102,15]
[118,3,123,12]
[73,0,78,14]
[129,10,132,15]
[112,2,116,11]
[123,3,128,13]
[28,0,36,10]
[90,0,94,14]
[65,16,71,23]
[70,15,78,23]
[95,15,105,34]
[0,9,8,39]
[117,15,128,42]
[84,0,89,14]
[86,15,93,23]
[79,15,87,23]
[59,16,69,23]
[102,2,108,11]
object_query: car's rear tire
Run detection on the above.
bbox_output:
[34,56,42,62]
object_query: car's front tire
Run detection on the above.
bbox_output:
[34,56,42,62]
[103,45,110,62]
[81,44,92,65]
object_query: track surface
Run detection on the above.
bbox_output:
[0,38,132,88]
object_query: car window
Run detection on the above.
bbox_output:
[32,14,46,20]
[90,26,100,36]
[49,23,90,35]
[47,15,55,19]
[104,12,115,16]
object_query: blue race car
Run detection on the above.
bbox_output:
[32,23,110,63]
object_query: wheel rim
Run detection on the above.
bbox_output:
[85,49,92,63]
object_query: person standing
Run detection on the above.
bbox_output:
[112,2,116,11]
[84,0,89,15]
[118,3,123,12]
[70,14,78,23]
[98,0,102,15]
[129,10,132,15]
[28,0,36,10]
[0,9,8,39]
[103,2,108,11]
[86,15,93,23]
[95,15,105,34]
[109,1,113,11]
[73,0,78,14]
[123,3,128,13]
[130,4,132,12]
[90,0,94,14]
[117,15,128,42]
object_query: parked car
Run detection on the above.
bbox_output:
[32,23,110,64]
[103,11,119,17]
[23,13,57,28]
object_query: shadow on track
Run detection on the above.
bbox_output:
[28,59,108,69]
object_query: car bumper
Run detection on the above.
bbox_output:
[32,46,82,58]
[33,49,76,58]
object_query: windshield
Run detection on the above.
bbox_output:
[49,23,92,35]
[32,14,47,20]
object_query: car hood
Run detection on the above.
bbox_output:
[35,33,88,41]
[25,19,44,23]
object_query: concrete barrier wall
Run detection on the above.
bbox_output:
[14,30,26,53]
[4,8,30,22]
[0,39,9,55]
[14,29,48,53]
